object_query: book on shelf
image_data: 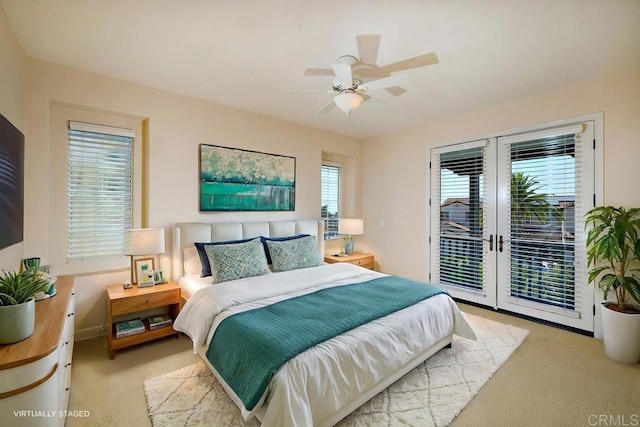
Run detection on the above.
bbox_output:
[147,315,173,330]
[115,318,145,339]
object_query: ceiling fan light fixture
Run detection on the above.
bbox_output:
[334,92,364,114]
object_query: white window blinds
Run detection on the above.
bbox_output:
[321,163,341,239]
[499,123,587,316]
[431,140,488,294]
[67,121,134,262]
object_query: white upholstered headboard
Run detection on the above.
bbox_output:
[172,220,324,281]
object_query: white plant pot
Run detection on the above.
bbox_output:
[0,299,35,344]
[600,301,640,363]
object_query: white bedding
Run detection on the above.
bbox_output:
[178,273,210,300]
[174,263,476,427]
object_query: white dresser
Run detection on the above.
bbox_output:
[0,276,75,426]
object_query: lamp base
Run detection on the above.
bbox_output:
[344,236,354,255]
[129,255,135,286]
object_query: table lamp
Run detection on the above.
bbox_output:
[338,218,364,255]
[128,228,165,286]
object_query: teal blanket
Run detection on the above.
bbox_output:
[205,275,447,411]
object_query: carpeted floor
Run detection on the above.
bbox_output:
[144,313,528,426]
[66,302,640,427]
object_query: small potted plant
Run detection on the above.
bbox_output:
[586,206,640,363]
[0,268,51,344]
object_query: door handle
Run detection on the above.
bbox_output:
[498,235,504,252]
[483,234,494,251]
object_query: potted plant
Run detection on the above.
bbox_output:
[586,206,640,363]
[0,268,51,344]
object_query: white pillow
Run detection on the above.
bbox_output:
[183,247,201,276]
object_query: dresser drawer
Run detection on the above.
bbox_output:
[111,288,180,316]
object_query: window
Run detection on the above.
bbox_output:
[66,121,134,262]
[321,162,342,239]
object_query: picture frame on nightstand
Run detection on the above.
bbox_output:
[153,269,167,284]
[138,271,155,288]
[134,257,155,287]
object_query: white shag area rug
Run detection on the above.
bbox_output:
[144,313,528,426]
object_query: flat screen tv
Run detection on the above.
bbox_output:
[0,114,24,251]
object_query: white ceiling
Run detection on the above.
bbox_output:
[2,0,639,139]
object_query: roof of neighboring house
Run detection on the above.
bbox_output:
[441,198,470,207]
[558,201,575,209]
[546,195,575,208]
[440,222,471,233]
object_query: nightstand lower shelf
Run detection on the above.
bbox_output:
[109,324,178,353]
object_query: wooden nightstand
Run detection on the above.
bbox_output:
[324,252,375,270]
[106,282,181,359]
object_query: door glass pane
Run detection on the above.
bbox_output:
[509,135,576,310]
[439,147,484,291]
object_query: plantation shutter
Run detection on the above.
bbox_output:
[67,121,135,262]
[430,139,494,306]
[497,123,591,323]
[321,163,342,239]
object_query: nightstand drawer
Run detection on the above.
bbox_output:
[351,257,374,269]
[324,253,375,270]
[111,288,179,316]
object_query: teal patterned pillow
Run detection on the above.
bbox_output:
[205,238,271,284]
[266,236,323,273]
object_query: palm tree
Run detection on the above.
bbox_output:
[510,172,559,230]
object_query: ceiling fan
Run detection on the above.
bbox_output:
[302,35,439,115]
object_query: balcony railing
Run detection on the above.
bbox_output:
[439,234,483,291]
[439,234,575,310]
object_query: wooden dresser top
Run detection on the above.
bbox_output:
[0,275,74,370]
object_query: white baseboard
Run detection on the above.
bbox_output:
[75,325,107,341]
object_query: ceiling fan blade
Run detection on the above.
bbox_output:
[356,34,381,65]
[317,99,336,114]
[385,86,407,97]
[361,93,387,105]
[289,89,336,94]
[376,52,439,75]
[304,68,334,76]
[331,63,353,88]
[359,73,411,92]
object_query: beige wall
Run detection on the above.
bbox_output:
[24,58,363,338]
[361,71,640,282]
[0,5,25,270]
[6,3,638,339]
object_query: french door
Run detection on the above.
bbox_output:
[430,121,595,332]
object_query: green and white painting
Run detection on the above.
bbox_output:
[199,144,296,211]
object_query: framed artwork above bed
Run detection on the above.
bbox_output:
[199,144,296,212]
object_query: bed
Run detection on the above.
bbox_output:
[172,220,476,427]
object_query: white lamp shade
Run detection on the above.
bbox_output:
[338,218,364,236]
[129,228,165,255]
[333,92,364,114]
